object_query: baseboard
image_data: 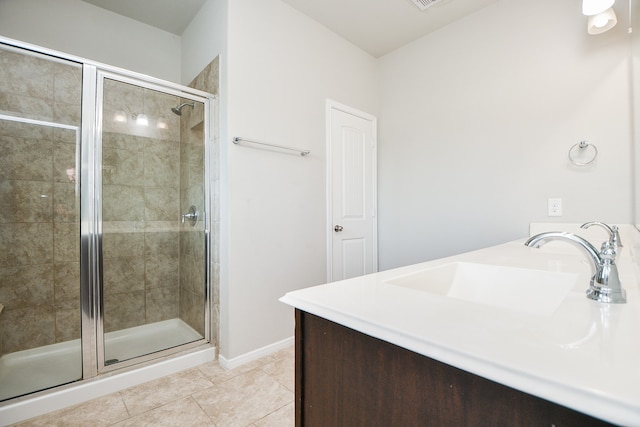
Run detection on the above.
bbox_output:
[219,336,293,370]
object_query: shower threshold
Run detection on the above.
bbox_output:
[0,318,202,402]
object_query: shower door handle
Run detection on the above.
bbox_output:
[181,205,199,226]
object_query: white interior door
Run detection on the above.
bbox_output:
[327,100,377,281]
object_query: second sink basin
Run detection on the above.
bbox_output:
[386,262,579,315]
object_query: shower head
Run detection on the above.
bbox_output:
[171,102,195,116]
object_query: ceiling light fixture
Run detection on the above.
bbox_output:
[582,0,617,34]
[582,0,614,16]
[588,8,617,34]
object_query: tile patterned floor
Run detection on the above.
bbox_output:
[13,347,294,427]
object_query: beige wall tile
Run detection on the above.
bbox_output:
[0,119,52,139]
[103,256,145,294]
[103,229,145,259]
[0,180,52,223]
[53,222,79,263]
[145,231,179,258]
[103,80,143,120]
[179,229,200,255]
[53,101,81,126]
[54,261,80,303]
[53,62,81,106]
[0,49,54,99]
[0,135,53,181]
[102,132,146,152]
[103,185,145,221]
[0,223,53,268]
[103,290,145,332]
[0,264,53,309]
[180,287,204,336]
[145,286,179,323]
[2,305,55,353]
[0,92,53,121]
[53,182,78,223]
[102,146,144,186]
[143,139,179,188]
[146,253,179,289]
[0,50,81,356]
[54,298,80,342]
[53,141,77,183]
[180,253,204,295]
[144,187,179,221]
[52,127,77,144]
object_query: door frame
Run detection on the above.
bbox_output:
[325,99,378,282]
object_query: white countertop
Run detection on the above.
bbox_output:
[280,225,640,425]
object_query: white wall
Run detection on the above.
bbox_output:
[633,1,640,228]
[0,0,181,82]
[181,0,227,86]
[377,0,632,270]
[178,0,380,361]
[223,0,378,360]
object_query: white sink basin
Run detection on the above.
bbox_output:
[386,262,579,315]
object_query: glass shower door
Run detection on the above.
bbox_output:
[98,74,209,368]
[0,44,83,400]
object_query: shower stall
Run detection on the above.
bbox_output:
[0,38,216,407]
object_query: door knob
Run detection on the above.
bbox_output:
[334,225,344,232]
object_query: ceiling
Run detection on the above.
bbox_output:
[81,0,497,57]
[81,0,207,35]
[279,0,498,57]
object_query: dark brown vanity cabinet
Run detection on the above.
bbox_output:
[294,309,612,427]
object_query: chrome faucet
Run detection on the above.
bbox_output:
[525,223,627,304]
[581,221,623,249]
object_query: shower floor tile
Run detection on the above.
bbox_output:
[13,346,294,427]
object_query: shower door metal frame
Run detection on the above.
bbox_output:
[0,35,215,402]
[80,63,101,379]
[81,68,215,377]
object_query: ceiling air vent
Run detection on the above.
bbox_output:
[410,0,442,11]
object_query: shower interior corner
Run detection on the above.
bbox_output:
[0,39,219,412]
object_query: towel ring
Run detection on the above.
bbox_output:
[568,141,598,166]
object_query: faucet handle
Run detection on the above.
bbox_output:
[580,221,622,248]
[611,225,623,248]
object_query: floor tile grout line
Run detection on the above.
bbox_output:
[16,347,294,426]
[252,399,295,425]
[190,392,219,426]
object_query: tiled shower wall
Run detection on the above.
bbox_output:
[101,79,185,333]
[0,49,82,356]
[181,57,220,340]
